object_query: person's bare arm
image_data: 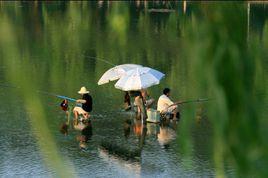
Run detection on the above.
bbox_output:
[76,99,86,104]
[168,101,182,108]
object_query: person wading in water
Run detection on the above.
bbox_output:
[134,91,148,123]
[73,86,93,125]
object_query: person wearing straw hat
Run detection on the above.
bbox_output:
[73,86,93,125]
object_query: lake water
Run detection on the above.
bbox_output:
[0,1,267,177]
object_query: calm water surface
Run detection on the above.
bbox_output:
[0,1,267,177]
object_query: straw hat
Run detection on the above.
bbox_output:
[78,86,89,94]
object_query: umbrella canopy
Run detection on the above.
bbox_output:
[114,67,165,91]
[98,64,142,85]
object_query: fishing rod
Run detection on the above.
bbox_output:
[36,90,77,102]
[178,98,211,104]
[81,54,116,67]
[169,98,211,108]
[0,83,76,102]
[81,54,140,67]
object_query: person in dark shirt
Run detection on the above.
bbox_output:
[73,86,93,125]
[82,93,92,112]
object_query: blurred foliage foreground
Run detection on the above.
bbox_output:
[180,3,268,178]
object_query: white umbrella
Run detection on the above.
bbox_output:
[97,64,142,85]
[114,67,165,91]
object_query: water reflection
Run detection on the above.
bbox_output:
[123,119,131,138]
[78,120,93,150]
[157,121,177,149]
[249,3,268,39]
[146,122,160,137]
[124,117,178,150]
[98,148,141,177]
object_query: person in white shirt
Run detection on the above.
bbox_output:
[157,88,179,120]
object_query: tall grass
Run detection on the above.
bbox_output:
[180,3,268,177]
[0,8,77,178]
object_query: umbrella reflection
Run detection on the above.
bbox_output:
[98,148,141,176]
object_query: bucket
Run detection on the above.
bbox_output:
[147,109,160,123]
